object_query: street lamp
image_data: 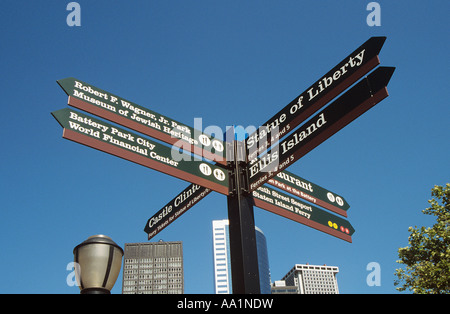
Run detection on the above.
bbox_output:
[73,234,124,294]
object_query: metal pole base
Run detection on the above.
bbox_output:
[80,287,111,294]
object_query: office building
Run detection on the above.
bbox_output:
[282,263,339,294]
[122,241,183,294]
[212,219,271,294]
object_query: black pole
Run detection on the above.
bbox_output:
[226,138,260,294]
[80,287,110,294]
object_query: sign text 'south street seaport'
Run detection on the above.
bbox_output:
[253,185,354,242]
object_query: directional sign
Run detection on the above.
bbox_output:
[268,170,350,217]
[248,66,395,192]
[253,185,354,242]
[144,184,211,240]
[246,37,386,161]
[57,77,227,165]
[52,108,229,195]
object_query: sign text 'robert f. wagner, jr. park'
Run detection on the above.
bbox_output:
[52,37,395,294]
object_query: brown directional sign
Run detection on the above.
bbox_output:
[249,66,395,191]
[268,170,350,217]
[57,77,227,165]
[52,108,229,195]
[253,185,354,242]
[144,184,211,240]
[246,37,386,161]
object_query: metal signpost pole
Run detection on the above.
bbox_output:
[226,138,260,294]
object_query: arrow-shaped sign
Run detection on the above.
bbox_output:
[52,108,229,195]
[253,185,354,242]
[57,77,227,165]
[249,66,395,192]
[144,184,211,240]
[268,170,350,217]
[246,37,387,161]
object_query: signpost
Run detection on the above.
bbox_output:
[57,77,227,165]
[52,37,395,294]
[52,108,229,195]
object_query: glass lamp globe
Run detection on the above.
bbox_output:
[73,235,124,294]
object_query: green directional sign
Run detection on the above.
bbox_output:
[144,184,211,240]
[52,108,229,195]
[248,66,395,192]
[57,77,226,165]
[253,185,354,242]
[268,170,350,217]
[246,37,387,161]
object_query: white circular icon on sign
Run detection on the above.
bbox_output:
[199,163,212,176]
[327,192,335,203]
[212,140,224,152]
[327,193,345,207]
[213,169,226,181]
[336,196,344,207]
[198,135,211,147]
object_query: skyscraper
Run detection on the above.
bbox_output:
[282,263,339,294]
[122,241,183,294]
[212,219,271,294]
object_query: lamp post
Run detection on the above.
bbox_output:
[73,234,124,294]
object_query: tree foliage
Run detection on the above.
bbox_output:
[394,184,450,293]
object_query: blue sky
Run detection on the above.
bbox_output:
[0,1,448,294]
